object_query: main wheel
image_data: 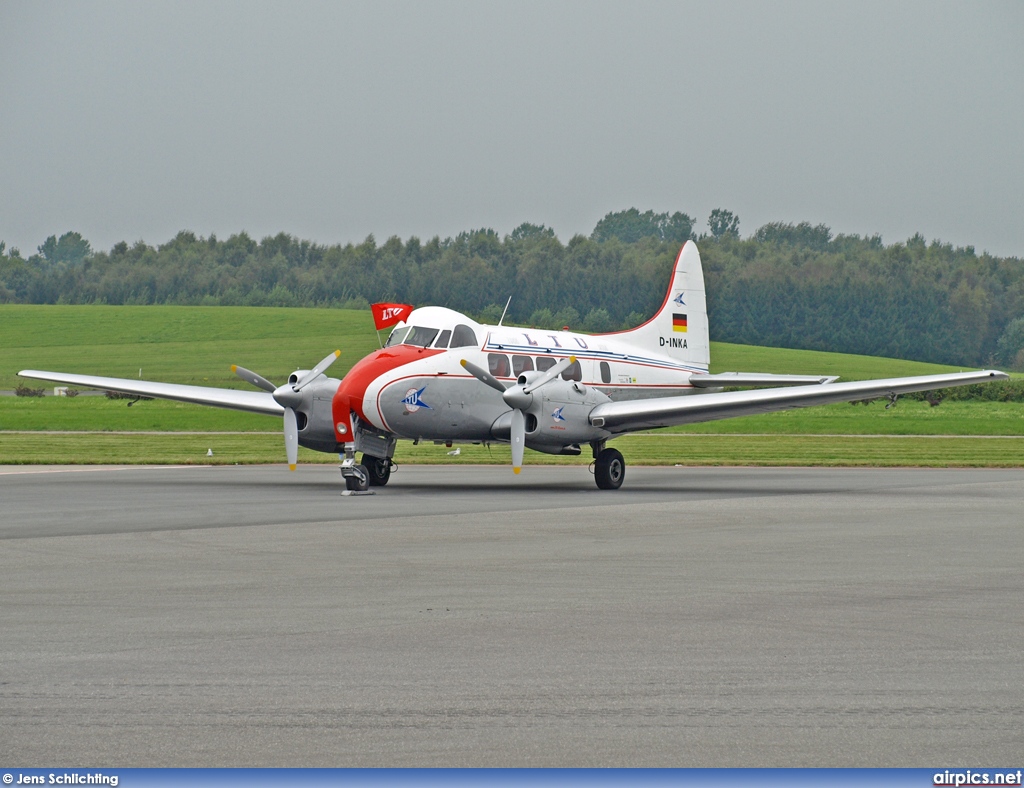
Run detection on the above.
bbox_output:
[345,464,370,492]
[594,448,625,490]
[362,454,391,487]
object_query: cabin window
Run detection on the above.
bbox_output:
[488,353,511,377]
[536,356,556,372]
[403,326,439,347]
[600,361,611,384]
[385,326,411,347]
[512,355,534,376]
[435,329,452,348]
[561,359,582,382]
[450,324,478,348]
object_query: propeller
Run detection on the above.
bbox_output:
[461,355,576,475]
[296,350,342,391]
[231,365,275,393]
[459,359,505,393]
[233,350,342,471]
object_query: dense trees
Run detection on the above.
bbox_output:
[37,232,92,265]
[591,209,695,244]
[3,213,1024,368]
[707,208,740,238]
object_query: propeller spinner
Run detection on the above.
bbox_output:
[233,350,342,470]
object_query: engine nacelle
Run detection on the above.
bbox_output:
[491,379,611,450]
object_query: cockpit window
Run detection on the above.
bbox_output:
[450,324,478,348]
[385,326,411,347]
[435,329,452,348]
[385,325,439,348]
[404,326,439,347]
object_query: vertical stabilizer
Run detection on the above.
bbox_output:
[600,241,709,371]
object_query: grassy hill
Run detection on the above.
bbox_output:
[1,304,381,390]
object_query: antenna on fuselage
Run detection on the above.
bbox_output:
[497,295,512,326]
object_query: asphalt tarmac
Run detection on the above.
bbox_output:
[2,464,1022,766]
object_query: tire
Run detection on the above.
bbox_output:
[594,448,625,490]
[362,454,391,487]
[345,464,370,492]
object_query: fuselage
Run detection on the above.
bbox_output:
[311,306,707,451]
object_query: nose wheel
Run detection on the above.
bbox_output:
[337,454,370,491]
[594,447,625,490]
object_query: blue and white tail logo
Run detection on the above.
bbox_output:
[402,387,432,413]
[673,292,686,307]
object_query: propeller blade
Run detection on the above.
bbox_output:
[524,355,576,394]
[232,364,276,393]
[460,359,507,393]
[510,407,525,475]
[284,407,298,471]
[294,350,342,391]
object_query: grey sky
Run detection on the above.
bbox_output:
[2,1,1022,257]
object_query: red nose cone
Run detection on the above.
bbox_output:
[330,345,445,435]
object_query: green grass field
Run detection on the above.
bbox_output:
[0,304,381,390]
[2,303,1020,467]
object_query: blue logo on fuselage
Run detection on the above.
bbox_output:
[402,386,432,413]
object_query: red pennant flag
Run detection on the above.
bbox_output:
[371,303,414,330]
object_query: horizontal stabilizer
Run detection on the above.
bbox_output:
[689,372,838,388]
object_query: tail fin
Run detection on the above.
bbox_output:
[600,241,709,371]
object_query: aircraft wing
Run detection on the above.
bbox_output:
[18,370,284,417]
[689,372,839,387]
[589,370,1008,433]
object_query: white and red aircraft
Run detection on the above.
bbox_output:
[20,241,1008,490]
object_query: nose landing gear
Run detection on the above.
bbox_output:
[340,452,396,493]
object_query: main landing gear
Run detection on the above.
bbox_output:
[592,443,625,490]
[362,454,393,487]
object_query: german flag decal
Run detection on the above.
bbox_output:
[672,313,688,332]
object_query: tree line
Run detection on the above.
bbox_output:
[3,208,1024,368]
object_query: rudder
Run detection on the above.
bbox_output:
[599,241,709,371]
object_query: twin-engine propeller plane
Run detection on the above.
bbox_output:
[20,241,1008,490]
